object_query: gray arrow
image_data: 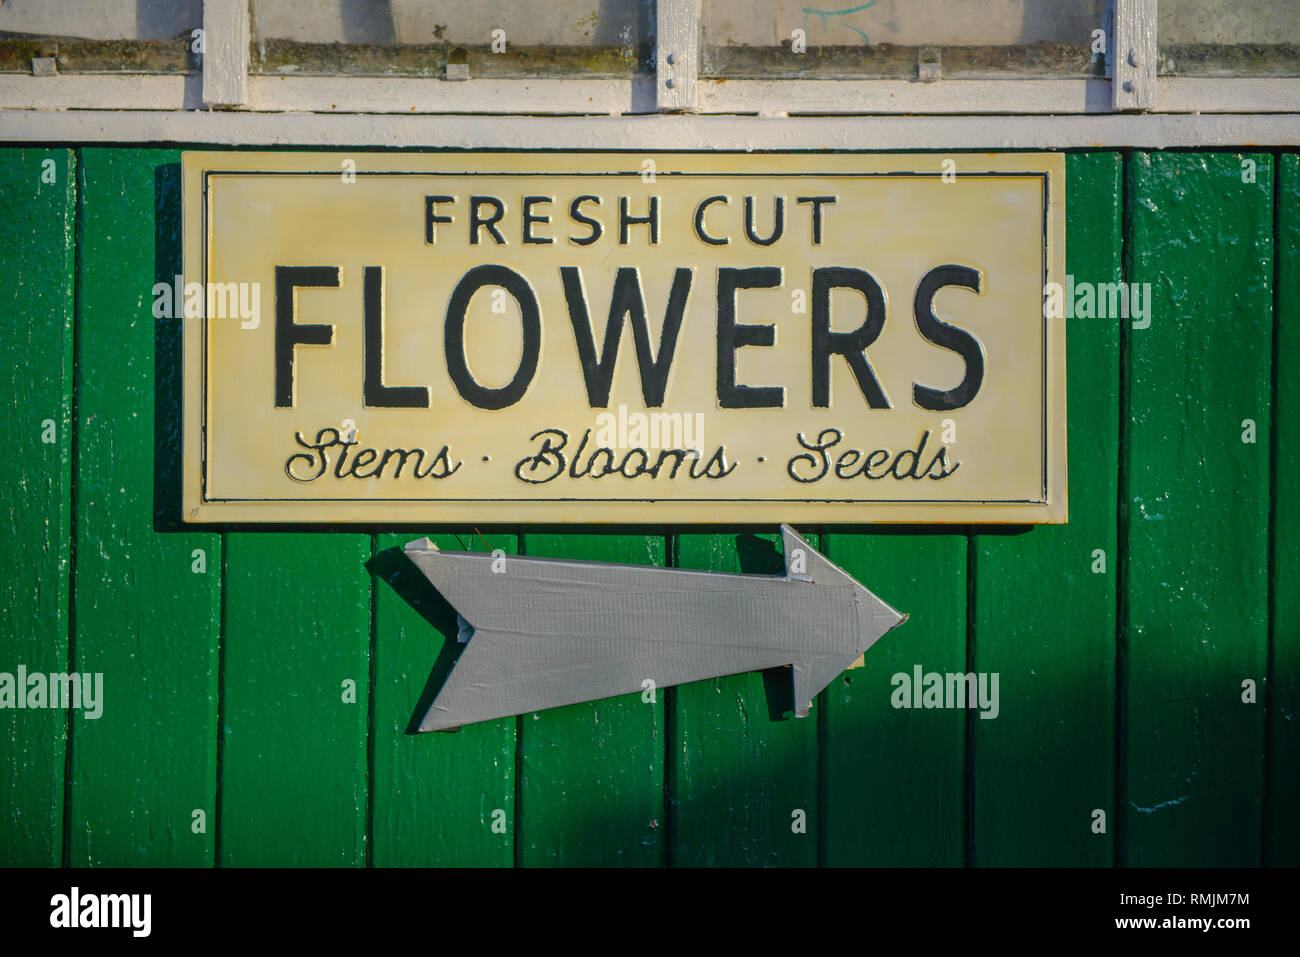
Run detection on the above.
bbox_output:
[403,524,906,732]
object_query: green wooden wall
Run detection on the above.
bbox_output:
[0,148,1294,867]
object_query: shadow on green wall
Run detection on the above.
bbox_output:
[153,161,184,532]
[734,531,803,720]
[369,545,465,734]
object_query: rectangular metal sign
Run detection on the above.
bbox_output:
[181,151,1065,524]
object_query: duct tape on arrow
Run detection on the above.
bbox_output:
[402,524,906,731]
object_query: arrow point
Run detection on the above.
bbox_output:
[404,537,437,554]
[777,524,909,714]
[876,599,907,632]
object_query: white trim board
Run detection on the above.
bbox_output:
[697,79,1111,114]
[2,74,1297,116]
[0,75,203,111]
[0,75,653,114]
[2,110,1297,148]
[201,0,249,107]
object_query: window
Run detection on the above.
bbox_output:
[0,0,1296,124]
[1158,0,1300,76]
[703,0,1107,79]
[249,0,654,78]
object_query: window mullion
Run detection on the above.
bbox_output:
[202,0,249,108]
[1112,0,1156,111]
[657,0,700,112]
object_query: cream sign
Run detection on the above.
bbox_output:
[181,151,1065,523]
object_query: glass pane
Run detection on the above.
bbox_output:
[250,0,654,77]
[703,0,1109,78]
[1159,0,1300,76]
[0,0,202,73]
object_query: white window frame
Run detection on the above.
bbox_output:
[0,0,1296,147]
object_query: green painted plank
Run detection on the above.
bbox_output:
[1122,151,1272,866]
[371,530,517,866]
[971,152,1121,865]
[1269,153,1300,866]
[69,149,221,865]
[670,530,819,867]
[820,533,966,867]
[0,148,76,866]
[219,533,370,866]
[517,531,665,867]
